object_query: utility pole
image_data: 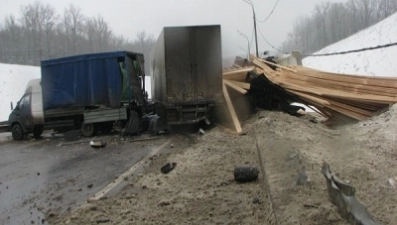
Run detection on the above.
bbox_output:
[242,0,259,57]
[252,7,259,58]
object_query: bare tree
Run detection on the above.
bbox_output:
[355,0,376,28]
[376,0,397,20]
[20,1,57,63]
[0,2,156,65]
[63,4,84,55]
[280,0,397,55]
[84,15,112,52]
[315,2,330,47]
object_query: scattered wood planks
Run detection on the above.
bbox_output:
[249,54,397,123]
[221,54,397,130]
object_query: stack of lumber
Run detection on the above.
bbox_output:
[221,66,255,133]
[221,55,397,130]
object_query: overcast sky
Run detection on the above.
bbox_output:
[1,0,348,57]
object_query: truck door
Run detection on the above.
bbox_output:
[194,26,222,100]
[18,93,33,131]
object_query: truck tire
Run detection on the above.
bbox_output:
[33,126,43,139]
[81,123,97,137]
[12,124,24,140]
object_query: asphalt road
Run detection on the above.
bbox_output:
[0,132,168,225]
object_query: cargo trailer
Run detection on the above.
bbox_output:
[150,25,223,125]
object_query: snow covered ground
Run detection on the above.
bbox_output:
[0,63,40,122]
[303,12,397,77]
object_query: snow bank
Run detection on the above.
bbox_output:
[0,63,41,122]
[303,12,397,77]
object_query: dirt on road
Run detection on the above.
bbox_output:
[50,106,397,225]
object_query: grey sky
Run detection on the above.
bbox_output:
[1,0,348,57]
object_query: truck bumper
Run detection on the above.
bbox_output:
[165,103,214,125]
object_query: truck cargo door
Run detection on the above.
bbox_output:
[193,26,222,101]
[165,27,193,102]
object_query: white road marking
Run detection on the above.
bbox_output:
[89,138,171,201]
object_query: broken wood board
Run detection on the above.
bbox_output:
[224,79,248,95]
[223,67,254,82]
[222,82,242,133]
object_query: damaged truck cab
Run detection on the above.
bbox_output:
[8,51,147,140]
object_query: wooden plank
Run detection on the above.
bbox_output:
[222,82,242,133]
[294,66,397,88]
[223,67,254,82]
[276,81,397,103]
[224,79,248,95]
[223,67,254,75]
[296,65,397,80]
[228,80,251,90]
[280,71,397,96]
[256,57,297,72]
[289,91,369,120]
[277,77,397,98]
[251,57,278,77]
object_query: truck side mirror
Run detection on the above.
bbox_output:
[11,102,13,111]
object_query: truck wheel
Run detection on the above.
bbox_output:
[81,123,97,137]
[12,124,24,140]
[33,126,43,139]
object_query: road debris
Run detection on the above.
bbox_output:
[252,197,262,204]
[322,162,381,225]
[233,166,259,182]
[158,200,171,206]
[129,136,161,142]
[388,178,396,188]
[296,167,308,186]
[96,218,110,224]
[90,140,106,148]
[160,162,177,174]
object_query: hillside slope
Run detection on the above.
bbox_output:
[303,12,397,77]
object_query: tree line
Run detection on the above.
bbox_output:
[280,0,397,55]
[0,1,155,72]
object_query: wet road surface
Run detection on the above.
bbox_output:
[0,132,167,225]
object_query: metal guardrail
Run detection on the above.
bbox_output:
[322,163,382,225]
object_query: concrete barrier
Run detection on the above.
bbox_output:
[321,162,382,225]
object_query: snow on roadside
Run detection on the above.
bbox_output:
[0,63,41,122]
[303,12,397,77]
